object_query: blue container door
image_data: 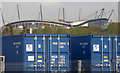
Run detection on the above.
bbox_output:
[48,36,69,72]
[37,36,46,71]
[24,37,36,71]
[91,37,112,72]
[24,35,69,72]
[113,36,120,72]
[24,36,46,71]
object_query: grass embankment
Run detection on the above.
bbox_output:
[1,22,120,36]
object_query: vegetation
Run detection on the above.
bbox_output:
[1,22,120,36]
[119,23,120,35]
[0,29,1,36]
[105,23,119,35]
[20,26,30,34]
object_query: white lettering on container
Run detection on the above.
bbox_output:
[80,43,88,45]
[60,42,66,45]
[13,42,21,45]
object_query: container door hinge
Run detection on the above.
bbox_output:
[58,36,60,40]
[115,36,117,41]
[34,35,37,41]
[101,36,103,41]
[43,35,45,40]
[49,35,52,40]
[108,37,111,41]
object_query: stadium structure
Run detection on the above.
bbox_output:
[1,4,114,30]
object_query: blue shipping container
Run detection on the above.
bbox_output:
[71,35,120,72]
[0,37,2,56]
[1,34,70,72]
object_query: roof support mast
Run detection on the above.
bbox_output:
[17,3,20,21]
[1,11,5,25]
[100,8,104,18]
[40,4,43,21]
[63,8,65,21]
[78,8,81,21]
[108,10,114,21]
[1,9,7,31]
[97,8,104,19]
[95,11,98,19]
[58,8,61,20]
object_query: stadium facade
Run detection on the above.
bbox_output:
[1,6,114,30]
[2,18,108,30]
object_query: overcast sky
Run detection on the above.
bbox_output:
[0,1,119,27]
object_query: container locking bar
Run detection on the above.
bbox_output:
[115,36,119,72]
[108,37,111,72]
[58,35,60,71]
[43,35,45,72]
[34,35,37,72]
[101,36,103,72]
[49,35,52,71]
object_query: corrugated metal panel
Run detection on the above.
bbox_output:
[71,35,120,72]
[0,36,2,56]
[1,34,70,72]
[0,36,2,70]
[2,35,24,71]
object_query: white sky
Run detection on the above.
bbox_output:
[1,0,120,2]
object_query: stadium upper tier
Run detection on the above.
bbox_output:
[2,18,108,30]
